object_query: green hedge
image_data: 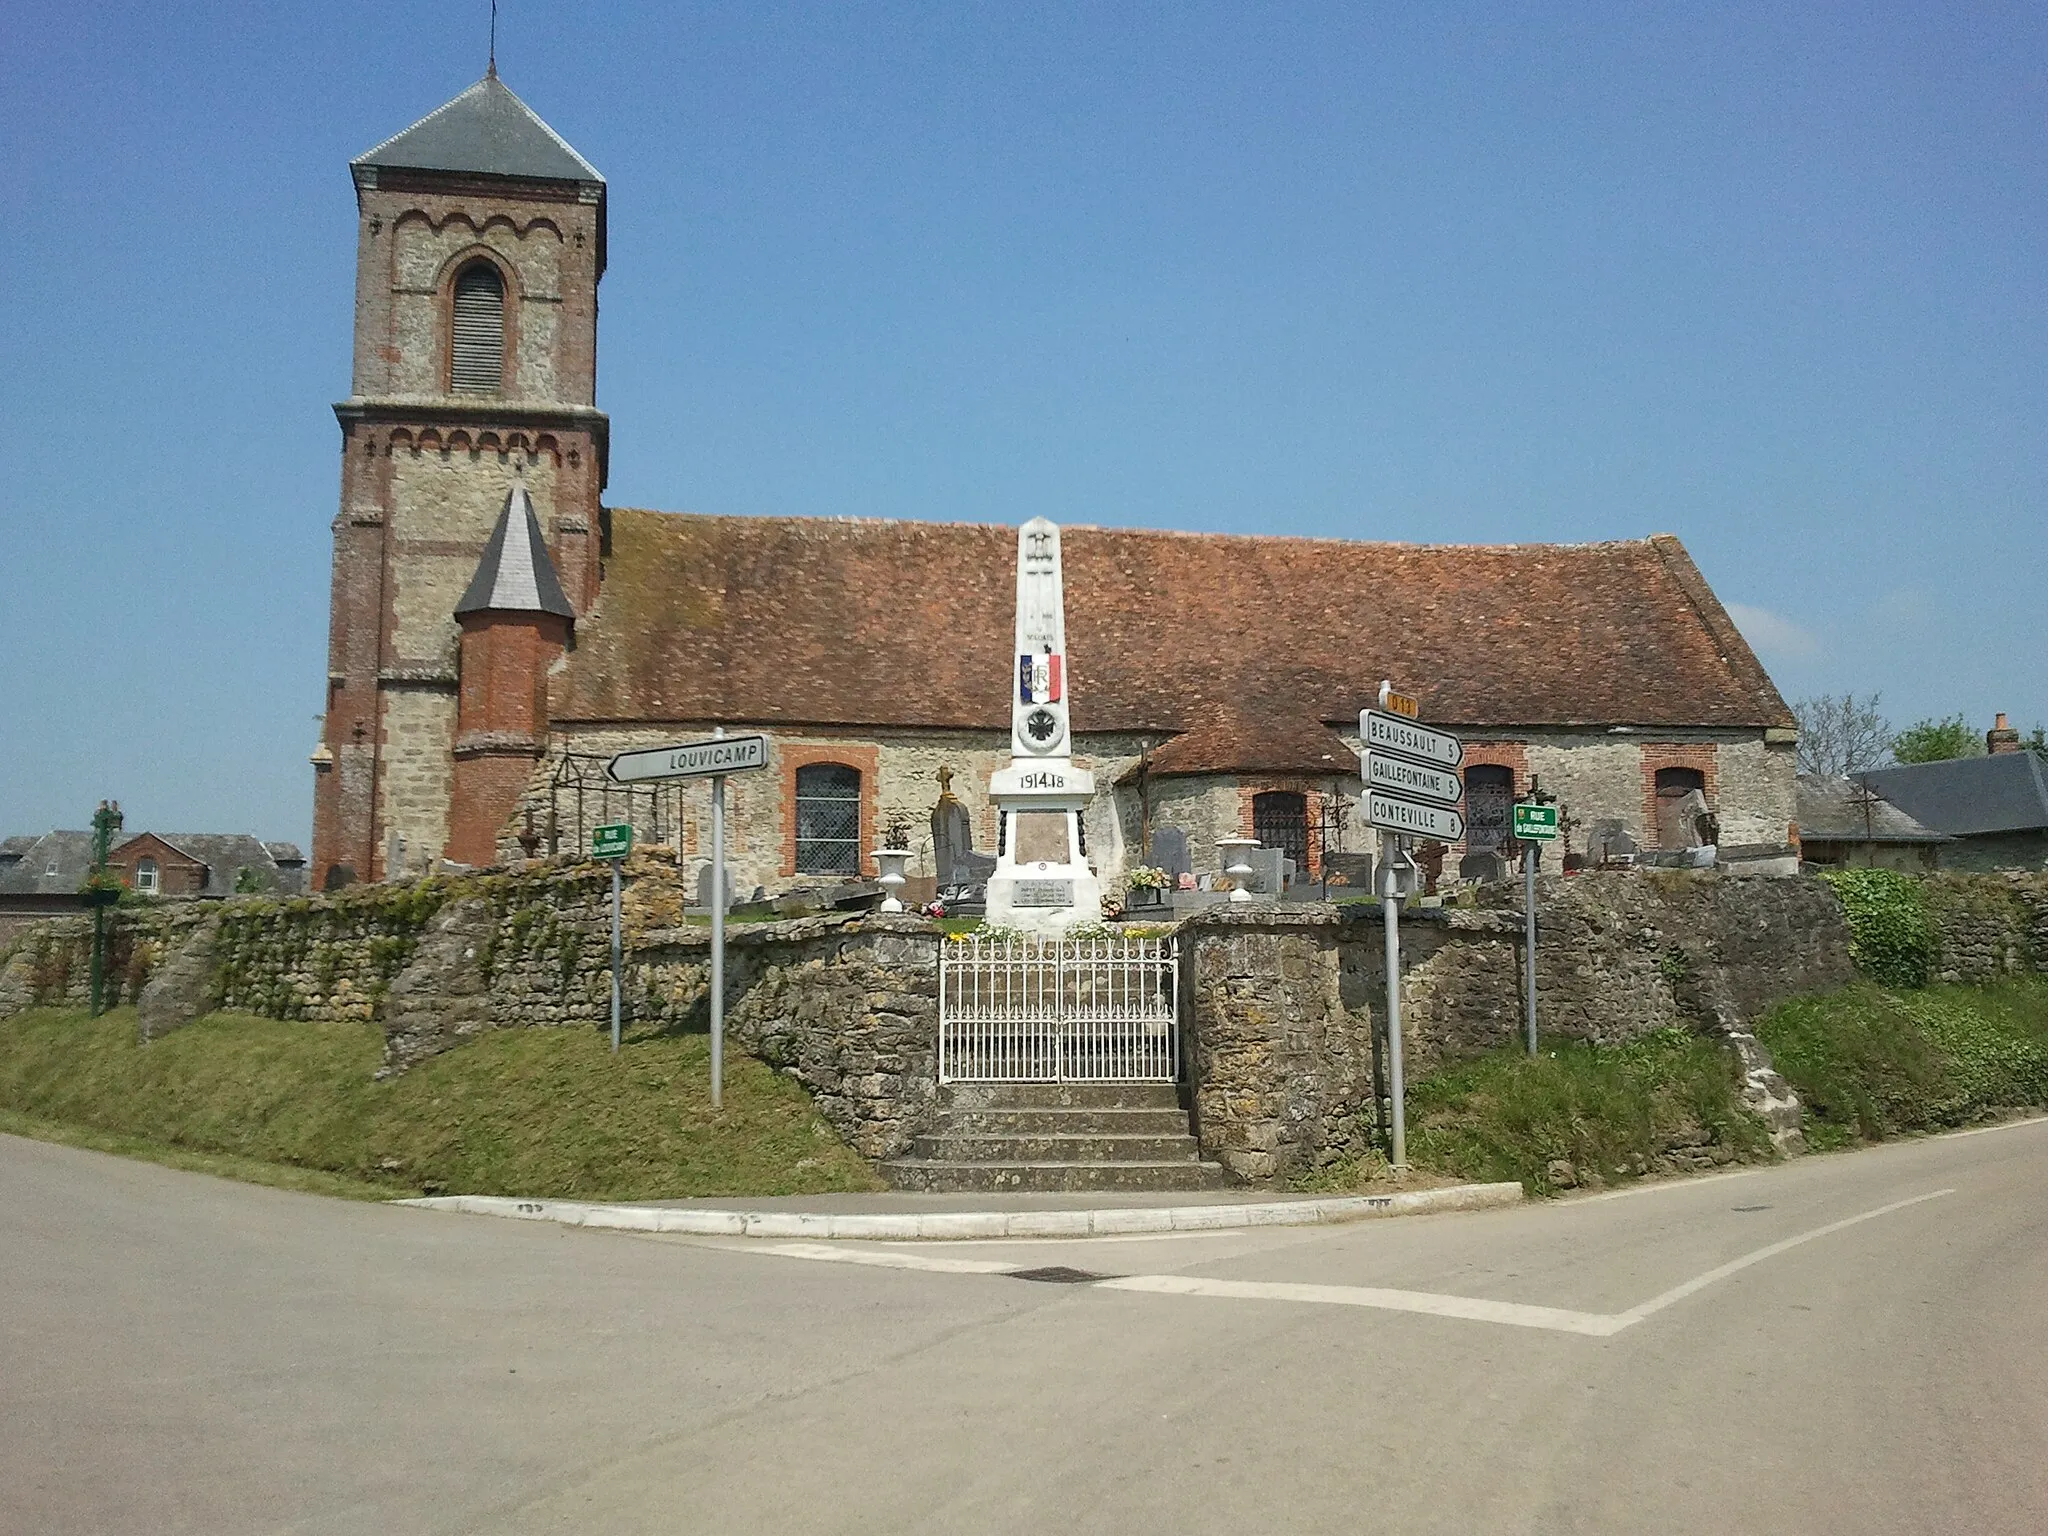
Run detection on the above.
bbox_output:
[1820,868,1938,988]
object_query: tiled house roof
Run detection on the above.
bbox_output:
[1796,776,1952,843]
[1135,712,1356,779]
[553,512,1793,749]
[1856,753,2048,837]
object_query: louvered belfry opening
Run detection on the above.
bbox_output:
[450,262,506,393]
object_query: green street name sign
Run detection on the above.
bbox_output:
[1512,802,1560,841]
[592,823,633,861]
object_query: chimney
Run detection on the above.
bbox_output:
[1987,712,2020,755]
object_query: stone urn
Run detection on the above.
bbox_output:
[871,847,912,912]
[1215,838,1260,903]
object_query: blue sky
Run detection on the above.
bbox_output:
[3,2,2043,847]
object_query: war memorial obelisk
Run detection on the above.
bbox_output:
[984,518,1103,934]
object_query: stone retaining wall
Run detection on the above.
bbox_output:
[17,863,2036,1187]
[1925,872,2048,984]
[1178,871,1854,1181]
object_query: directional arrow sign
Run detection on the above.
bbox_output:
[1364,789,1465,842]
[607,733,770,784]
[1363,750,1464,808]
[1360,709,1464,769]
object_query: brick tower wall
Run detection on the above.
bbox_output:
[313,164,606,889]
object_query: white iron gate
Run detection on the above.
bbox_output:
[938,934,1180,1083]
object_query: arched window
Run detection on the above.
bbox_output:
[1463,765,1515,853]
[1252,791,1309,877]
[450,261,505,394]
[794,763,862,874]
[134,856,158,895]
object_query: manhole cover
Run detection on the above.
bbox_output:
[1008,1266,1113,1285]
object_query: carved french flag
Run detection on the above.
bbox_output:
[1018,652,1064,703]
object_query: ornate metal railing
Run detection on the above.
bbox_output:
[938,934,1180,1083]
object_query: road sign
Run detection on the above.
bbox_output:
[1364,788,1466,842]
[607,733,770,784]
[591,822,633,861]
[1362,750,1463,808]
[1360,709,1464,770]
[1512,802,1560,842]
[1378,681,1421,720]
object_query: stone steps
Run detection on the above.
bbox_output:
[910,1131,1204,1163]
[880,1081,1231,1193]
[936,1106,1195,1136]
[881,1159,1230,1194]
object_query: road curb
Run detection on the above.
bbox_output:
[396,1181,1524,1240]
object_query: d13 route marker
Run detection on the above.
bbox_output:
[1363,788,1466,843]
[1512,802,1561,841]
[591,823,633,861]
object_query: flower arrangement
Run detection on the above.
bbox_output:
[1124,865,1169,890]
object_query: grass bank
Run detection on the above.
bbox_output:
[0,1008,882,1201]
[1393,1027,1776,1195]
[1756,977,2048,1149]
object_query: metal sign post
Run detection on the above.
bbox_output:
[710,729,727,1109]
[1358,686,1463,1171]
[606,731,768,1107]
[1381,830,1408,1168]
[1511,788,1560,1057]
[593,823,632,1053]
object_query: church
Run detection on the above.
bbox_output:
[311,73,1799,897]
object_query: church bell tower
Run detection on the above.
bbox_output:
[312,71,606,888]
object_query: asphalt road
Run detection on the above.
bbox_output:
[5,1120,2046,1536]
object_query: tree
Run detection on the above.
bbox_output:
[1892,714,1984,764]
[1792,693,1894,777]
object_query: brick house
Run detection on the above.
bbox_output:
[311,74,1800,894]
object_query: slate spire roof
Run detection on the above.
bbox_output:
[457,485,577,620]
[352,72,603,184]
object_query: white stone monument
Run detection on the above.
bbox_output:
[985,517,1103,935]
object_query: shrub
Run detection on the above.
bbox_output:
[1820,868,1937,988]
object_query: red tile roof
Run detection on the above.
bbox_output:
[551,512,1791,743]
[1135,712,1356,779]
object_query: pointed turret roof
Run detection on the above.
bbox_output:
[456,486,577,619]
[353,73,603,184]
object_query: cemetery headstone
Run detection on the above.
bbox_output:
[1459,849,1508,883]
[1147,825,1192,883]
[930,788,974,884]
[696,861,736,912]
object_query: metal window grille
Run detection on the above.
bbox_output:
[1252,791,1309,875]
[450,263,504,394]
[795,763,862,874]
[1463,765,1515,852]
[939,934,1180,1082]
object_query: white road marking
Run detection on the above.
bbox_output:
[1932,1114,2048,1141]
[715,1190,1957,1337]
[1605,1188,1954,1328]
[1095,1274,1620,1335]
